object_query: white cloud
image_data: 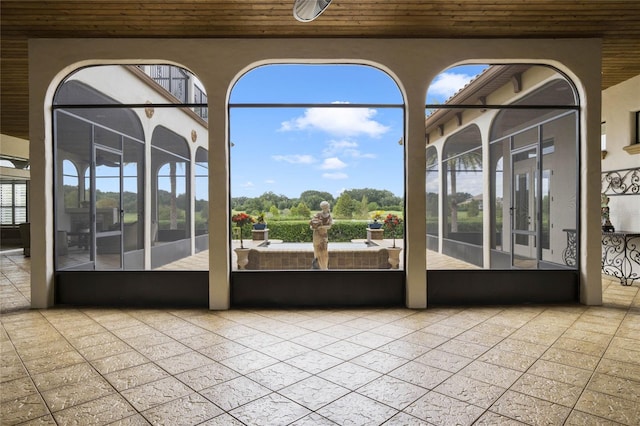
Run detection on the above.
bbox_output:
[264,179,275,184]
[322,172,348,180]
[323,139,376,159]
[280,103,389,138]
[271,154,315,164]
[240,181,254,189]
[320,157,347,170]
[428,72,476,100]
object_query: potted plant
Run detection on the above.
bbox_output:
[383,213,403,248]
[369,210,384,229]
[253,212,267,230]
[232,212,254,249]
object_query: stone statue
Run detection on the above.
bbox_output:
[309,201,333,269]
[601,193,615,232]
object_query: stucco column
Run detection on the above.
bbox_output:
[204,80,232,310]
[404,83,428,309]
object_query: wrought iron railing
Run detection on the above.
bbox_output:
[601,167,640,196]
[147,65,188,103]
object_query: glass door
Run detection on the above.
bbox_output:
[511,146,538,268]
[93,145,124,270]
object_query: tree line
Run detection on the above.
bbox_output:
[232,188,403,220]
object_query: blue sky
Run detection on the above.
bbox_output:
[229,64,487,199]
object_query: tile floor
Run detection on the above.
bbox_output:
[1,250,639,425]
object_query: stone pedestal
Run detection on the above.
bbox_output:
[252,229,269,241]
[234,248,251,270]
[387,247,402,269]
[367,228,384,241]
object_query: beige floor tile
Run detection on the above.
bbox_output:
[318,340,371,361]
[526,359,592,387]
[230,393,311,426]
[551,335,608,357]
[246,361,310,391]
[351,349,409,374]
[587,372,640,403]
[0,393,50,425]
[414,348,473,373]
[218,349,279,374]
[458,360,522,388]
[574,389,640,425]
[175,363,238,392]
[290,331,339,349]
[388,360,452,389]
[318,361,381,390]
[104,362,170,391]
[437,338,491,359]
[279,376,350,411]
[258,340,310,361]
[490,390,571,426]
[121,376,193,411]
[317,392,398,425]
[0,361,29,383]
[604,346,640,364]
[1,376,38,403]
[357,375,428,410]
[200,376,271,411]
[197,340,251,361]
[399,330,449,348]
[107,413,152,425]
[493,337,549,358]
[434,374,506,408]
[473,411,527,425]
[285,349,343,374]
[137,341,191,362]
[564,409,627,426]
[23,350,85,375]
[30,362,99,392]
[199,413,245,426]
[91,350,150,375]
[596,358,640,382]
[67,331,122,349]
[15,338,75,361]
[17,414,59,425]
[378,339,431,360]
[155,350,214,375]
[345,330,396,349]
[141,393,223,425]
[289,412,339,425]
[52,393,137,426]
[540,346,601,370]
[405,390,485,425]
[41,375,114,412]
[509,373,583,407]
[478,347,538,372]
[78,340,134,362]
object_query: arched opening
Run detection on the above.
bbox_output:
[229,63,406,306]
[425,64,579,304]
[53,64,209,306]
[442,125,483,267]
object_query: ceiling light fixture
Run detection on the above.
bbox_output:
[293,0,333,22]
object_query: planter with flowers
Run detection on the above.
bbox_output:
[367,210,385,241]
[232,212,254,269]
[252,212,269,241]
[383,213,403,269]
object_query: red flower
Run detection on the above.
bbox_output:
[232,212,255,227]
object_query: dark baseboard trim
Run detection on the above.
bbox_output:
[231,270,406,308]
[55,271,208,308]
[427,269,579,306]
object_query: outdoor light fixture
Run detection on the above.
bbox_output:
[293,0,333,22]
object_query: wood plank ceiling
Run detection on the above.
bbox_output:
[2,0,640,141]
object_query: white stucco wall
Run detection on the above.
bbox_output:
[28,38,603,308]
[601,74,640,232]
